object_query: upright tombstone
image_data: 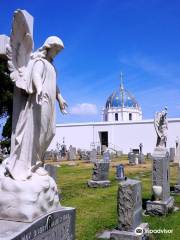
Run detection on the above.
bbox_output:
[146,107,174,216]
[67,145,76,161]
[174,165,180,193]
[0,9,75,239]
[128,149,141,165]
[116,164,126,181]
[97,146,101,155]
[110,179,149,240]
[87,162,110,187]
[90,149,97,163]
[174,137,180,164]
[139,143,145,164]
[44,163,57,182]
[103,150,110,162]
[128,151,135,165]
[169,147,175,162]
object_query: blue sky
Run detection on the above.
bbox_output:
[1,0,180,124]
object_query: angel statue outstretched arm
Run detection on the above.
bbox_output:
[5,9,67,180]
[56,85,68,114]
[154,107,168,148]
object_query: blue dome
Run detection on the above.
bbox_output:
[105,87,140,109]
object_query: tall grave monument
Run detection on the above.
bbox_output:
[146,107,174,215]
[110,179,149,240]
[0,9,75,239]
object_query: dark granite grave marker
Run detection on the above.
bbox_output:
[0,207,75,240]
[110,179,149,240]
[87,162,110,187]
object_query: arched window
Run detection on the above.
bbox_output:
[115,113,118,121]
[129,113,132,120]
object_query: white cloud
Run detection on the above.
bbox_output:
[70,103,98,115]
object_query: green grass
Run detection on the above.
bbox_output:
[54,157,180,240]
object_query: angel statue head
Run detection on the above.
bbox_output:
[32,36,64,62]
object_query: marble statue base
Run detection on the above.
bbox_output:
[87,180,110,188]
[146,197,174,216]
[0,207,76,240]
[0,166,61,222]
[110,223,149,240]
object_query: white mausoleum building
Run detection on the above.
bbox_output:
[50,77,180,154]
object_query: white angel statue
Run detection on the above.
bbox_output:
[5,10,67,180]
[154,107,168,148]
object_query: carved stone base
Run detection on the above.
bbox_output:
[87,180,110,188]
[0,207,75,240]
[0,168,60,222]
[146,197,174,216]
[110,223,149,240]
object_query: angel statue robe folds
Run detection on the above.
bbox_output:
[5,10,67,180]
[154,107,168,148]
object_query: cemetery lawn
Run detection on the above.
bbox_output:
[55,157,180,240]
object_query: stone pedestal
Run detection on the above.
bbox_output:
[146,148,174,215]
[88,162,110,188]
[87,180,110,188]
[0,207,75,240]
[110,179,149,240]
[146,197,174,215]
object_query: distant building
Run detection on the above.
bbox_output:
[102,78,142,122]
[50,75,180,154]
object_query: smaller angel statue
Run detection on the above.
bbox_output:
[154,107,168,148]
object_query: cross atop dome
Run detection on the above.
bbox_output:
[120,72,124,90]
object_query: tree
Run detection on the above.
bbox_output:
[0,58,13,147]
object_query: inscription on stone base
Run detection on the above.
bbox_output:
[0,207,75,240]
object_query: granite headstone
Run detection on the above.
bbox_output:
[110,179,149,240]
[87,162,110,187]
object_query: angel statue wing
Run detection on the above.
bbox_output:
[6,9,34,92]
[154,111,163,138]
